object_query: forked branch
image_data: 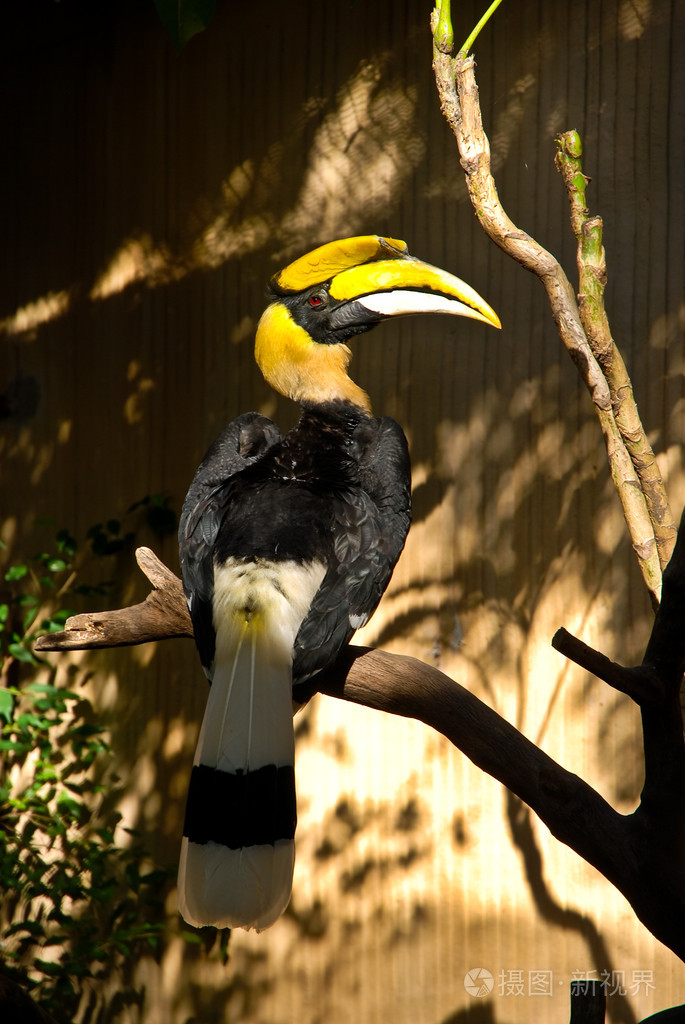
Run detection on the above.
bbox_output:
[430,15,671,602]
[555,132,677,569]
[34,547,193,650]
[33,8,685,964]
[426,4,685,961]
[35,529,685,961]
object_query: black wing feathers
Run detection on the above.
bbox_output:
[292,416,410,682]
[179,406,410,687]
[178,413,282,673]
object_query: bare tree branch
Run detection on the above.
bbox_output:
[431,44,663,604]
[551,627,665,706]
[34,547,192,652]
[425,11,685,958]
[555,131,677,570]
[33,20,685,966]
[33,535,685,960]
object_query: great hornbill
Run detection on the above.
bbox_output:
[177,235,499,931]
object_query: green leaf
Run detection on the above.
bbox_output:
[43,609,72,630]
[69,723,105,739]
[45,558,68,573]
[6,919,47,938]
[4,564,28,582]
[17,713,48,730]
[45,819,67,839]
[22,606,40,632]
[56,794,84,821]
[0,689,13,723]
[26,682,59,696]
[33,958,65,977]
[95,827,116,845]
[55,529,77,556]
[7,642,35,664]
[0,738,31,752]
[152,0,216,49]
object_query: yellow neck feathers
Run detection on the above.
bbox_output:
[254,303,372,413]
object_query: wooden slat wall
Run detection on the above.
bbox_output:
[2,0,684,1021]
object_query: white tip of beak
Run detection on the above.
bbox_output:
[358,289,502,330]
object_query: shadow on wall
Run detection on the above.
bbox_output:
[440,1000,503,1023]
[2,1,683,1021]
[1,56,425,340]
[505,792,637,1024]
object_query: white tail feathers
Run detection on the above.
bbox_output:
[178,838,295,931]
[178,626,296,929]
[178,558,326,931]
[197,618,295,773]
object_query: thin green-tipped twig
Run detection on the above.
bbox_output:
[432,0,453,54]
[431,0,504,57]
[555,131,677,571]
[460,0,505,55]
[430,49,663,603]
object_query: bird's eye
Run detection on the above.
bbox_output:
[309,292,326,308]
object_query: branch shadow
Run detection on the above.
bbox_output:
[440,1003,503,1024]
[505,791,637,1024]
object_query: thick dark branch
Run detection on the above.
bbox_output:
[36,552,628,884]
[551,627,664,706]
[310,642,685,957]
[307,646,628,867]
[645,506,685,683]
[34,545,685,959]
[551,519,685,951]
[36,552,632,901]
[569,981,605,1024]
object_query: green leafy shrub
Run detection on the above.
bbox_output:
[0,503,176,1021]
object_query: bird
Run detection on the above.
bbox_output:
[176,234,500,931]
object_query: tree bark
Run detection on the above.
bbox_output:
[35,524,685,962]
[31,26,685,967]
[431,46,666,603]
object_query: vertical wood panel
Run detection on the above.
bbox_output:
[2,0,684,1020]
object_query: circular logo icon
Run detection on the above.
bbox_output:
[464,968,494,997]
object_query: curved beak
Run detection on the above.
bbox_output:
[328,256,501,331]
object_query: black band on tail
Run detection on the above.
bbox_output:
[183,763,297,848]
